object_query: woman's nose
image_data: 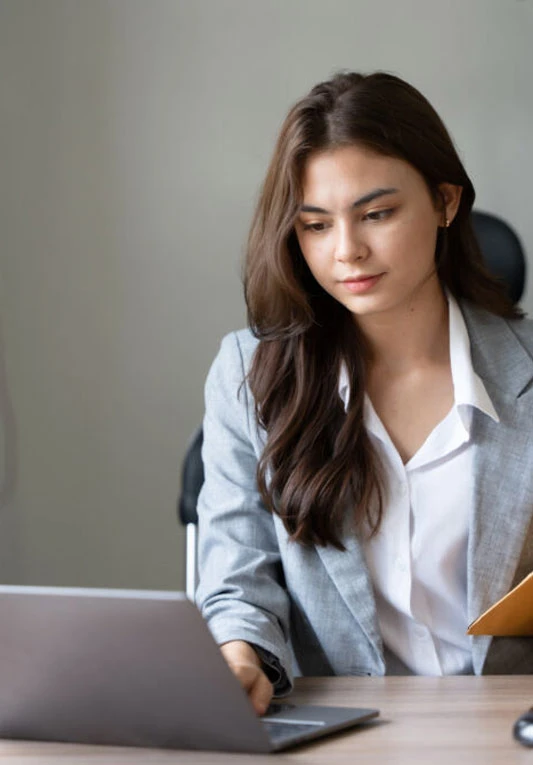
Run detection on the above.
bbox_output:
[333,221,368,263]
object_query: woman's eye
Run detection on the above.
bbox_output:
[364,208,394,222]
[302,221,327,233]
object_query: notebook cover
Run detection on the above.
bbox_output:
[467,571,533,636]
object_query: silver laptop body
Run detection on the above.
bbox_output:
[0,586,378,752]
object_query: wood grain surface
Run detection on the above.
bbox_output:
[0,675,531,764]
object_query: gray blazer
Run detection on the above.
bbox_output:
[196,302,533,690]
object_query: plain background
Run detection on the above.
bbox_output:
[1,0,532,590]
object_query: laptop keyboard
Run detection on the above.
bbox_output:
[264,702,297,715]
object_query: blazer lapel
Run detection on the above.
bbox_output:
[462,303,533,673]
[315,519,385,673]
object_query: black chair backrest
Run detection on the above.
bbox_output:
[178,211,526,527]
[178,427,204,525]
[471,210,526,303]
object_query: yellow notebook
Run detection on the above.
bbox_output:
[467,571,533,636]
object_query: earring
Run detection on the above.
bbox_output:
[445,217,450,228]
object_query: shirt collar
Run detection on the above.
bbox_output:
[448,292,499,423]
[337,294,499,424]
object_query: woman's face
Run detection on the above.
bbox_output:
[294,144,460,322]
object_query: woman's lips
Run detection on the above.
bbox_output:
[341,274,384,293]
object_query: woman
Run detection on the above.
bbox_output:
[196,71,533,714]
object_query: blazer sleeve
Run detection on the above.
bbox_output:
[195,331,293,695]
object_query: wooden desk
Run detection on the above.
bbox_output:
[0,676,531,764]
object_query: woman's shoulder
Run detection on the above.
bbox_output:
[505,313,533,349]
[204,328,259,400]
[215,328,259,371]
[461,300,533,356]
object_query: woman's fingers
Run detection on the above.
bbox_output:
[220,640,274,714]
[232,663,273,715]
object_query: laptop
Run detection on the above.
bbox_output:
[0,586,378,752]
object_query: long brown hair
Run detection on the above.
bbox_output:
[244,71,521,549]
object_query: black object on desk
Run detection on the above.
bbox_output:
[513,708,533,747]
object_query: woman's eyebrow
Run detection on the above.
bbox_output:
[299,187,399,214]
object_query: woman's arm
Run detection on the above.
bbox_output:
[195,331,293,705]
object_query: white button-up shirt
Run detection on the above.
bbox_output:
[339,296,499,675]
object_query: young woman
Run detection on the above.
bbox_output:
[195,71,533,714]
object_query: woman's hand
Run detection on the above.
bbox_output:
[220,640,273,715]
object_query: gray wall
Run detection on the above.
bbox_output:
[1,0,532,589]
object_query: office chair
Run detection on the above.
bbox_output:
[178,210,527,597]
[179,426,203,600]
[471,211,525,303]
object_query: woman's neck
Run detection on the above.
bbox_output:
[356,283,450,374]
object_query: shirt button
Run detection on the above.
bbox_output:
[399,483,408,496]
[397,559,408,573]
[414,625,428,639]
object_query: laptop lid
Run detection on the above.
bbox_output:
[0,586,378,752]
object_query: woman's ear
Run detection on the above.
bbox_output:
[438,183,462,227]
